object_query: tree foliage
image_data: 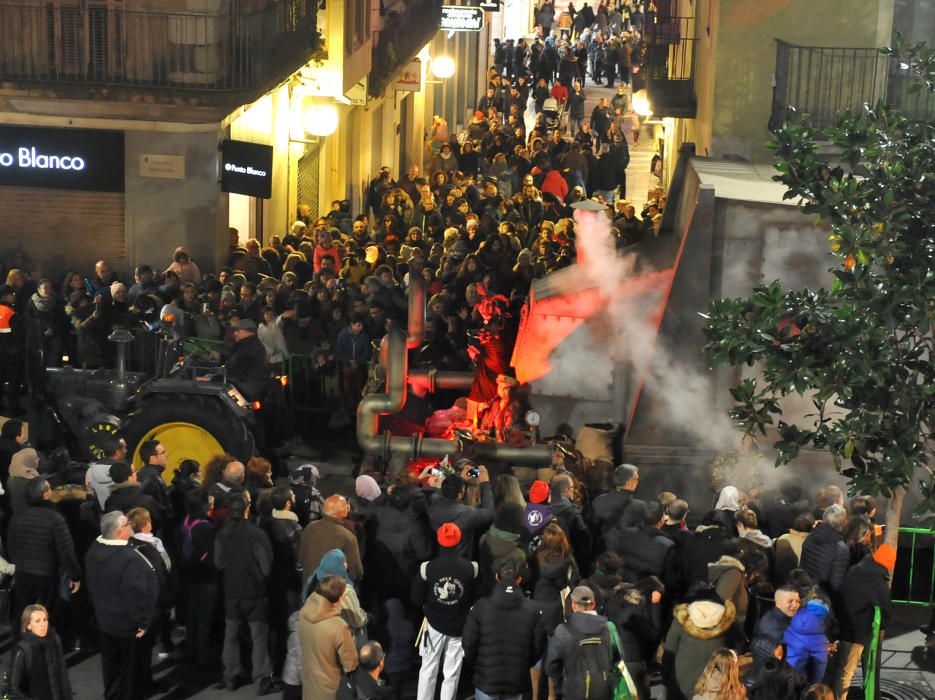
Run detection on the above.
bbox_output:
[703,40,935,521]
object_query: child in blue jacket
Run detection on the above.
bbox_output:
[783,598,830,683]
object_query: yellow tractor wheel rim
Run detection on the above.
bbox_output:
[131,421,225,482]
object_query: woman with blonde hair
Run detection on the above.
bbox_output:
[493,473,526,509]
[6,604,72,700]
[693,648,746,699]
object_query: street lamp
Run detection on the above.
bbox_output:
[431,55,456,80]
[303,103,339,137]
[632,89,653,117]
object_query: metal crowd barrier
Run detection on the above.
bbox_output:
[892,526,935,607]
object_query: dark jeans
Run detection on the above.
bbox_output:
[186,581,218,664]
[223,596,271,685]
[100,632,148,700]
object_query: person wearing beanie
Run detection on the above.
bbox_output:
[662,585,740,699]
[590,463,645,549]
[427,466,495,560]
[478,502,530,596]
[783,597,831,684]
[415,523,479,700]
[833,543,895,699]
[523,479,555,544]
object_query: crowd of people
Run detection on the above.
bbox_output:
[0,424,899,700]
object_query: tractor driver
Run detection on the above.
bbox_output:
[208,319,269,403]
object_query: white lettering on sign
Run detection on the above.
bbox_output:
[440,6,484,31]
[224,162,268,177]
[0,147,85,171]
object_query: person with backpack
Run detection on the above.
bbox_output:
[5,604,72,700]
[177,488,216,668]
[546,584,623,700]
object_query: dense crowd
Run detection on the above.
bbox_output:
[0,4,904,700]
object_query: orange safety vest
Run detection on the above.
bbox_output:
[0,304,13,333]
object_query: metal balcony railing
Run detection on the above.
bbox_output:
[0,0,318,94]
[770,40,935,131]
[368,0,442,97]
[642,13,697,118]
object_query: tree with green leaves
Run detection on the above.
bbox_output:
[703,40,935,548]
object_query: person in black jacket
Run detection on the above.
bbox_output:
[214,319,270,402]
[683,512,740,589]
[85,510,159,700]
[415,523,479,700]
[8,478,81,640]
[178,488,217,668]
[349,641,392,699]
[549,474,592,575]
[260,485,303,675]
[6,603,72,700]
[462,559,546,699]
[606,500,678,590]
[428,469,495,560]
[590,464,644,549]
[214,491,278,695]
[833,544,895,699]
[136,440,172,529]
[799,504,850,593]
[104,462,164,532]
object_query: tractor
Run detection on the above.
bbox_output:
[30,318,256,479]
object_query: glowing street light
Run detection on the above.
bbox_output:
[303,103,339,137]
[431,55,456,79]
[631,89,653,117]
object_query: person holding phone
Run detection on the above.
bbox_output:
[427,466,495,560]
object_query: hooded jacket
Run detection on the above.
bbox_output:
[104,482,164,530]
[545,610,614,693]
[783,600,829,683]
[86,458,117,510]
[837,554,893,645]
[363,493,433,600]
[462,579,546,695]
[663,600,738,698]
[85,538,159,637]
[427,486,495,559]
[299,592,358,699]
[707,555,749,628]
[683,525,739,587]
[799,522,849,591]
[478,525,529,595]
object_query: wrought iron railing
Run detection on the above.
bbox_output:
[0,0,318,94]
[642,13,697,117]
[770,40,935,130]
[368,0,442,97]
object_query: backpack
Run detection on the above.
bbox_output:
[181,515,209,562]
[562,622,615,699]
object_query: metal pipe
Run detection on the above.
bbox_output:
[406,275,426,350]
[357,328,554,468]
[408,369,474,395]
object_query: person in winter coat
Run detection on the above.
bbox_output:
[299,495,363,590]
[415,523,479,700]
[6,604,72,700]
[549,474,591,574]
[783,598,830,684]
[663,586,740,700]
[213,492,277,694]
[833,544,895,699]
[523,479,554,545]
[707,555,749,632]
[478,502,530,595]
[136,440,172,529]
[749,585,801,678]
[305,549,368,641]
[683,513,740,589]
[7,447,41,515]
[531,522,579,642]
[336,316,372,409]
[178,488,216,668]
[590,463,644,546]
[300,575,359,699]
[799,504,849,592]
[8,478,81,639]
[607,500,677,587]
[85,511,159,700]
[566,83,587,136]
[428,470,495,560]
[462,558,546,699]
[104,462,165,532]
[774,512,815,585]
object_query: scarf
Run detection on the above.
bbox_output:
[29,292,55,314]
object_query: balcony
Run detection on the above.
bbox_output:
[368,0,441,97]
[770,41,935,131]
[642,11,697,118]
[0,0,319,105]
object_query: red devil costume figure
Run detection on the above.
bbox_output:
[467,285,516,405]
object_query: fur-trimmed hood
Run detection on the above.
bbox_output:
[673,599,737,639]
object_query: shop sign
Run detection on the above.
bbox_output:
[395,59,422,92]
[440,5,484,31]
[0,124,124,192]
[478,0,499,11]
[220,139,273,199]
[140,154,185,179]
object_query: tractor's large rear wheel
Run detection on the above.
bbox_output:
[121,394,255,481]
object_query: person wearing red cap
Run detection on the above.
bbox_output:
[833,543,895,699]
[415,522,479,700]
[523,480,554,545]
